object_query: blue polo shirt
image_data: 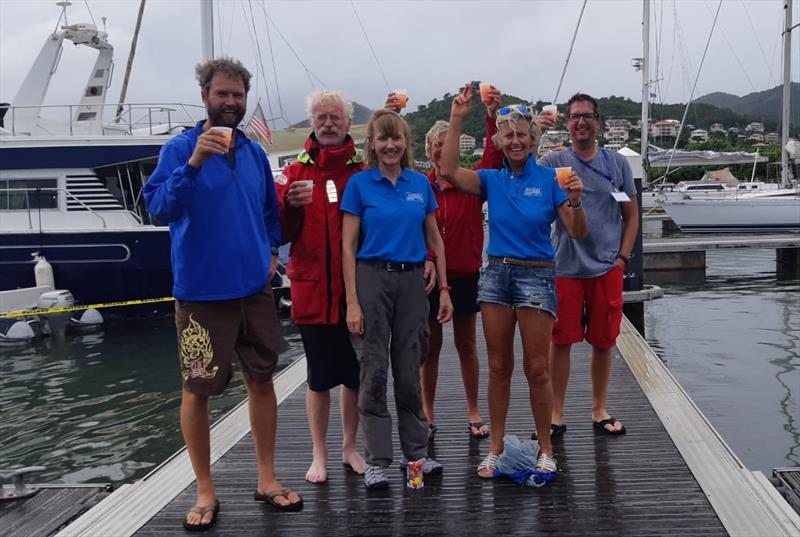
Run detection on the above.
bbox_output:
[477,157,568,260]
[341,166,437,263]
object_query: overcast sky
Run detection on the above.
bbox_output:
[1,0,797,127]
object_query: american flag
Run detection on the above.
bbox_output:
[246,102,273,145]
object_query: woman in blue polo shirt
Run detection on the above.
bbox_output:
[341,110,454,489]
[439,86,587,480]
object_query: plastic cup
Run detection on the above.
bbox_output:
[394,90,408,109]
[406,459,424,489]
[542,104,558,122]
[210,126,233,149]
[555,167,573,189]
[479,83,494,104]
[297,179,313,190]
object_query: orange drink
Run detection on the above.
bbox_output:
[479,83,493,104]
[555,167,573,189]
[210,126,233,149]
[394,90,408,109]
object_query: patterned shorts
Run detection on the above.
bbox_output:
[175,286,280,396]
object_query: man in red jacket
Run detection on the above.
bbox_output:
[277,90,367,484]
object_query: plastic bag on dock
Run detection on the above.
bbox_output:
[495,434,557,487]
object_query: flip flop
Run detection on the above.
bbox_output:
[254,487,304,511]
[593,417,626,436]
[530,423,567,440]
[468,421,490,439]
[428,422,437,440]
[182,499,219,532]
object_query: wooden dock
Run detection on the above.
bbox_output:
[57,317,799,537]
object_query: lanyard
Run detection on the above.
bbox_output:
[569,147,617,188]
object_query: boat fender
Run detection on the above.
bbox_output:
[1,321,36,343]
[76,308,103,326]
[32,254,55,290]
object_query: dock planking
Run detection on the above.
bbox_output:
[134,320,726,537]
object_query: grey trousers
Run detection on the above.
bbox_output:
[351,261,430,467]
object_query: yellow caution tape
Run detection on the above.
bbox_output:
[0,285,291,319]
[0,297,176,319]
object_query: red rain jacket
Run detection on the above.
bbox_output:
[277,134,365,325]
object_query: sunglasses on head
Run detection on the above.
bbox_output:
[497,104,531,116]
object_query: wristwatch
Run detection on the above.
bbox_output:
[568,199,583,209]
[270,246,279,256]
[615,253,629,265]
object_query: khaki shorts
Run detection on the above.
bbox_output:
[175,286,280,396]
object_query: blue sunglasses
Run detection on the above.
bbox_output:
[497,104,531,116]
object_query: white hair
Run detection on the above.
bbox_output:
[425,120,450,159]
[492,110,541,149]
[305,90,354,122]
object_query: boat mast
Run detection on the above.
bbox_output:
[115,0,146,123]
[200,0,215,61]
[641,0,650,188]
[780,0,794,187]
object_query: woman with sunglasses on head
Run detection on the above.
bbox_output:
[439,85,587,479]
[341,110,454,489]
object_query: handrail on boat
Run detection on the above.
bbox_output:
[2,102,205,136]
[5,187,108,229]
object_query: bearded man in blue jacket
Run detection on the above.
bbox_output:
[145,57,302,532]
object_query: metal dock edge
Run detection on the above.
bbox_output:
[54,357,308,537]
[616,316,800,536]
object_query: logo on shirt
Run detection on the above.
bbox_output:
[523,186,543,198]
[405,192,424,203]
[274,173,288,185]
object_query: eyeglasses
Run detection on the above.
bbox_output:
[497,104,531,116]
[313,113,345,124]
[566,112,599,122]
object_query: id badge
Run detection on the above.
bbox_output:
[611,191,631,202]
[326,179,338,203]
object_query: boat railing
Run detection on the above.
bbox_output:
[2,103,206,136]
[5,187,109,229]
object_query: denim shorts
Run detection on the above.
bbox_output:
[477,260,557,316]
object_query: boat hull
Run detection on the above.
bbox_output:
[1,229,174,315]
[661,198,800,233]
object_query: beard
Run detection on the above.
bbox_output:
[207,105,245,128]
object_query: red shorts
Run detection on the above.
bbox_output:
[552,266,624,350]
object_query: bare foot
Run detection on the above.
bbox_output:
[305,459,327,484]
[342,449,366,475]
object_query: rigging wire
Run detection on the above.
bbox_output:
[256,0,289,125]
[702,0,757,93]
[83,0,96,25]
[259,9,328,89]
[350,1,391,91]
[215,0,224,56]
[224,0,236,55]
[653,0,663,104]
[242,0,276,123]
[662,0,724,181]
[552,0,588,104]
[741,0,778,88]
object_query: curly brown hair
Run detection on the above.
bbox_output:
[195,57,251,96]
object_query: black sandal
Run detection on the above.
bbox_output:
[182,499,219,532]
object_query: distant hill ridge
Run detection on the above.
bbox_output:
[282,84,797,159]
[695,83,799,125]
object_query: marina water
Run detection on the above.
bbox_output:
[1,236,797,483]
